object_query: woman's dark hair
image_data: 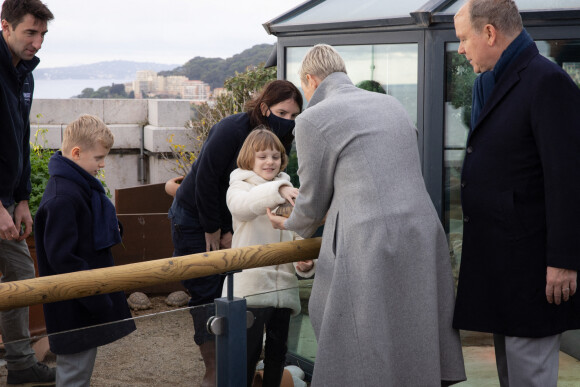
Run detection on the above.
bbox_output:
[245,80,303,127]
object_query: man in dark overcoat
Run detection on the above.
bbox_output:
[453,0,580,386]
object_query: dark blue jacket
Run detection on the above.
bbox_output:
[0,32,36,207]
[453,41,580,337]
[174,112,293,234]
[35,152,135,354]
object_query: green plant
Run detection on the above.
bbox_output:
[29,126,55,220]
[356,80,386,94]
[163,64,277,177]
[447,53,477,128]
[224,63,277,111]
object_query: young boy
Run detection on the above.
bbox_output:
[34,114,136,386]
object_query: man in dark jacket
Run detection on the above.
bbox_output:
[453,0,580,386]
[0,0,55,385]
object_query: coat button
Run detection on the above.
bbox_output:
[466,146,473,154]
[463,216,470,223]
[461,181,466,188]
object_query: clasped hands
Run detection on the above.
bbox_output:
[0,202,32,242]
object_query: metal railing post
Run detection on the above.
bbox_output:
[208,272,254,386]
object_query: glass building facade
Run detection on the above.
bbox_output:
[264,0,580,375]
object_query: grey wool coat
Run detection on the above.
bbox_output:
[285,72,466,386]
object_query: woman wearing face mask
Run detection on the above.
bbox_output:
[167,79,302,387]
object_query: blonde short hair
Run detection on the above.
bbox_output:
[62,115,114,154]
[299,44,347,84]
[237,126,288,172]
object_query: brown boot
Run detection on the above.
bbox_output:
[199,341,217,387]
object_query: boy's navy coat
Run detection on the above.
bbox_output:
[453,43,580,337]
[35,153,135,355]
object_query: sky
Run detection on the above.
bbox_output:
[34,0,306,69]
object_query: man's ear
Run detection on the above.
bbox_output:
[485,24,497,46]
[1,19,10,35]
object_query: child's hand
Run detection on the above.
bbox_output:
[267,208,287,230]
[279,186,299,205]
[296,260,314,272]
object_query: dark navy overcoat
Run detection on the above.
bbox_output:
[35,154,135,354]
[453,43,580,337]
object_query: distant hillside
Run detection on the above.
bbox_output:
[159,44,274,89]
[32,44,275,89]
[33,60,180,80]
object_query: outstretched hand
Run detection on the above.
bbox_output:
[279,186,299,206]
[266,208,287,230]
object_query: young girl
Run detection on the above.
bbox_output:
[224,127,315,387]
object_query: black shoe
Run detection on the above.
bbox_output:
[7,362,56,386]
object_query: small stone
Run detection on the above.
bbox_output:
[127,292,152,310]
[165,290,189,307]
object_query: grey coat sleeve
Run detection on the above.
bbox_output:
[284,115,336,238]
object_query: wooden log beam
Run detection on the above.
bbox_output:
[0,238,321,311]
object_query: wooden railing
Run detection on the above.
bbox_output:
[0,238,321,311]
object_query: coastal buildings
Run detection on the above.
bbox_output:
[126,70,211,101]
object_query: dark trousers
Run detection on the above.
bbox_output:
[246,307,291,387]
[170,202,225,345]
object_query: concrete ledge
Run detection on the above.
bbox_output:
[31,99,105,124]
[26,98,195,198]
[109,124,142,149]
[143,125,195,153]
[103,99,148,125]
[147,99,191,127]
[148,155,183,184]
[105,153,141,189]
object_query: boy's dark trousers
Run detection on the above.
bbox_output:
[246,307,292,387]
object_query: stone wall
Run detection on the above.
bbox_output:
[30,99,197,200]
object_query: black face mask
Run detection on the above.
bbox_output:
[266,110,296,138]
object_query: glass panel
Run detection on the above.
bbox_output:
[5,284,580,383]
[442,0,580,14]
[287,44,419,123]
[287,279,316,364]
[443,40,580,287]
[0,300,207,385]
[274,0,429,26]
[245,279,316,366]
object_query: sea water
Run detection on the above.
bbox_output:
[33,78,132,99]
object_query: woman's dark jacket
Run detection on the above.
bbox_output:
[174,112,293,234]
[453,41,580,337]
[0,32,36,207]
[35,153,135,354]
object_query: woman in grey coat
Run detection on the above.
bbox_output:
[268,44,466,386]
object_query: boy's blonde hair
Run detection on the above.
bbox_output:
[237,126,288,172]
[62,115,114,154]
